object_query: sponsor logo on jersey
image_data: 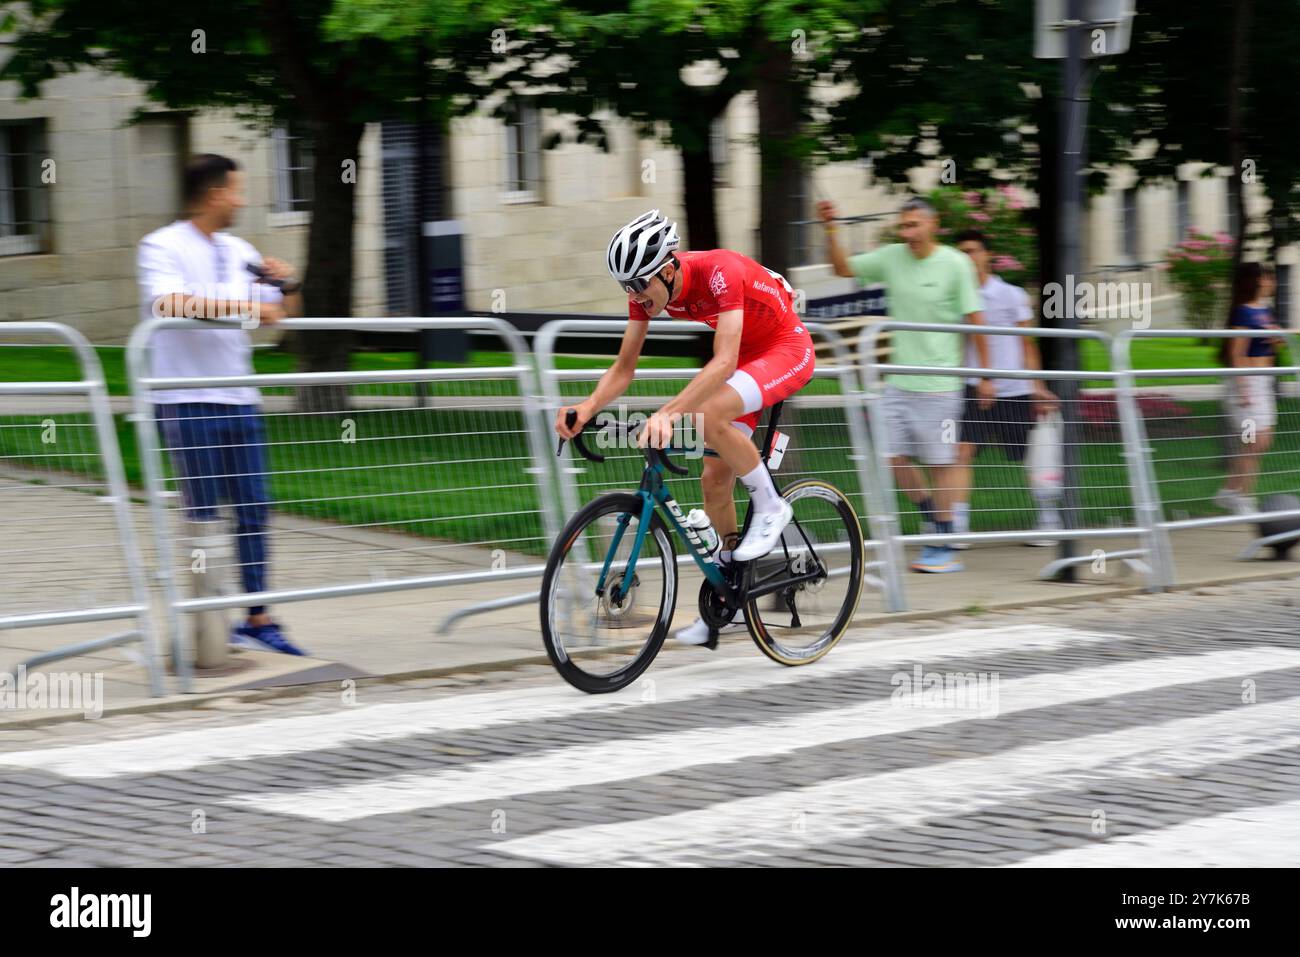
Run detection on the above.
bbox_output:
[708,266,728,298]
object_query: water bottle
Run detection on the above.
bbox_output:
[685,508,720,558]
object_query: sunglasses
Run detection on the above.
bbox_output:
[621,267,669,296]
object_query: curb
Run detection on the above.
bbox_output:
[4,565,1298,730]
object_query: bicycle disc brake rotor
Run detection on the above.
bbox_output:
[599,571,639,622]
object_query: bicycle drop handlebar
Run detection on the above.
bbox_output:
[557,409,690,476]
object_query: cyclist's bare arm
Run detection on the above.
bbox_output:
[817,200,854,278]
[555,319,649,438]
[659,309,742,417]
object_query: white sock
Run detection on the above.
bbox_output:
[953,501,970,534]
[719,549,733,564]
[739,464,782,513]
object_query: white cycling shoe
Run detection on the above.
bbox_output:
[673,617,745,646]
[732,499,794,562]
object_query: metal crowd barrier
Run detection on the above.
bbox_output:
[126,316,556,692]
[533,319,896,610]
[0,322,163,696]
[856,321,1171,609]
[1113,327,1300,577]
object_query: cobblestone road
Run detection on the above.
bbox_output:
[2,578,1299,867]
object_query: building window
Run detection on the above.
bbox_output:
[501,99,541,204]
[1121,186,1139,262]
[380,121,446,316]
[710,115,728,186]
[1175,179,1190,241]
[0,120,51,256]
[270,124,313,224]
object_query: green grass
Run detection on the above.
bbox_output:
[3,342,1297,556]
[1078,336,1295,387]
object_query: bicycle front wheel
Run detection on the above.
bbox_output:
[540,492,677,693]
[744,479,864,666]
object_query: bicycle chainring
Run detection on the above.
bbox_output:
[698,579,741,629]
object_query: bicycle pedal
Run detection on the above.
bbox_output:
[703,627,720,651]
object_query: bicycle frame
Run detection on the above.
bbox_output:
[597,451,828,607]
[577,400,827,607]
[597,451,728,604]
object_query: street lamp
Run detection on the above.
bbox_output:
[1034,1,1138,580]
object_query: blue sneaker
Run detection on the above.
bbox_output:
[911,545,964,574]
[230,621,308,656]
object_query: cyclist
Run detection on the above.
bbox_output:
[555,209,814,645]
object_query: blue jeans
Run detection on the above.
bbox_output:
[157,403,270,616]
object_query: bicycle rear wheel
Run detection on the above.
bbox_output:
[744,479,864,666]
[540,492,676,693]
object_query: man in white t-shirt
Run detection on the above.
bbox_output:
[136,153,306,655]
[951,230,1059,548]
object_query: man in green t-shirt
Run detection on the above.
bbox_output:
[818,196,993,573]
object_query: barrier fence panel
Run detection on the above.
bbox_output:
[0,322,163,696]
[1113,328,1300,579]
[533,319,895,611]
[126,317,557,692]
[857,321,1170,609]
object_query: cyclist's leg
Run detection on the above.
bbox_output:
[699,453,739,547]
[723,334,815,559]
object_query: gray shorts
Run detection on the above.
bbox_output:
[881,385,964,465]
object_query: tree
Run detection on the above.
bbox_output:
[819,0,1300,330]
[1,0,510,408]
[332,0,872,272]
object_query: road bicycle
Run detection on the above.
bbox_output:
[541,402,865,693]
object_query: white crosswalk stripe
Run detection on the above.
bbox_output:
[493,696,1300,867]
[0,625,1109,779]
[223,646,1300,823]
[1004,798,1300,867]
[6,620,1298,869]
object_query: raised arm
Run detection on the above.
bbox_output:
[555,318,648,439]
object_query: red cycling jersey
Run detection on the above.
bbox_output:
[628,249,800,357]
[628,248,814,433]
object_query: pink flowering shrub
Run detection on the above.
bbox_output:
[1164,228,1236,330]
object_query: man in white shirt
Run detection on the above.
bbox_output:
[951,230,1060,548]
[137,153,306,655]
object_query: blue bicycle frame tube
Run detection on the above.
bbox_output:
[609,491,658,596]
[653,484,727,587]
[595,511,632,595]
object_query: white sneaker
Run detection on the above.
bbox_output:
[1024,509,1063,547]
[733,499,794,562]
[1213,488,1257,517]
[673,616,744,646]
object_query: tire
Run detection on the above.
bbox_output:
[744,479,865,666]
[540,492,677,693]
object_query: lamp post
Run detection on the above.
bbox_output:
[1035,0,1137,578]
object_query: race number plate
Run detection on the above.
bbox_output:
[768,431,790,470]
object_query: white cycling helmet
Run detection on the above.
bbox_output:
[606,209,680,292]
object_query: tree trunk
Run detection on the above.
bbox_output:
[755,35,802,275]
[292,117,364,413]
[1034,91,1062,367]
[1225,0,1254,299]
[680,143,719,251]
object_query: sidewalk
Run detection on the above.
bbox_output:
[3,473,1298,725]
